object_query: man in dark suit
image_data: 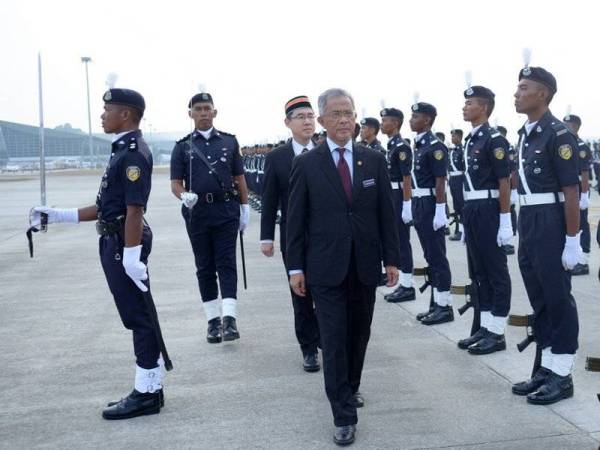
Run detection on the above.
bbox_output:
[260,96,320,372]
[286,88,400,446]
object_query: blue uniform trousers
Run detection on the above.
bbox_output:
[393,189,413,274]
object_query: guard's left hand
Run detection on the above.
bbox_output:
[385,265,399,287]
[432,203,448,231]
[497,213,513,247]
[239,204,250,232]
[561,234,582,271]
[122,245,148,292]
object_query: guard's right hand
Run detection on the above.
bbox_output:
[180,192,198,209]
[261,243,274,257]
[29,206,78,227]
[510,189,519,206]
[122,245,149,292]
[402,200,413,224]
[290,273,306,297]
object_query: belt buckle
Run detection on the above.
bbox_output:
[206,193,214,203]
[224,192,231,202]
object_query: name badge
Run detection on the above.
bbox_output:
[362,178,376,187]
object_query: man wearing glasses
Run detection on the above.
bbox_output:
[287,88,400,446]
[260,96,321,373]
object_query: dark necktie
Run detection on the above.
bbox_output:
[302,147,309,154]
[337,148,352,203]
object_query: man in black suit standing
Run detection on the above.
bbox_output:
[287,88,400,446]
[260,96,320,373]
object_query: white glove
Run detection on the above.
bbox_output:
[29,206,78,227]
[122,245,148,292]
[580,191,589,210]
[510,189,519,206]
[402,200,413,224]
[497,213,513,247]
[180,192,198,209]
[562,234,582,271]
[239,204,250,232]
[432,203,448,231]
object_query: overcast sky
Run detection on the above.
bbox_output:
[2,0,598,145]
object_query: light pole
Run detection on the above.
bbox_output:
[81,56,93,168]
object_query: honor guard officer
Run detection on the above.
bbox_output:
[359,117,385,154]
[409,102,453,325]
[380,107,416,302]
[260,96,321,372]
[448,129,465,241]
[456,86,513,355]
[170,93,250,344]
[564,114,592,276]
[511,67,581,405]
[497,125,518,255]
[30,89,166,419]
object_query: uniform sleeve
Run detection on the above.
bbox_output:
[170,142,186,181]
[231,137,244,176]
[489,135,511,179]
[430,143,448,178]
[579,143,592,172]
[398,144,412,177]
[551,129,580,187]
[122,150,152,206]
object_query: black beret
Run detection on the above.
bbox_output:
[189,92,214,108]
[563,114,581,127]
[360,117,380,128]
[464,85,495,100]
[380,108,404,121]
[451,128,463,135]
[285,95,312,115]
[102,88,145,113]
[411,102,437,118]
[496,126,508,135]
[519,66,557,94]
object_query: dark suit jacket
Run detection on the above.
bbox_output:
[286,141,400,287]
[260,141,295,257]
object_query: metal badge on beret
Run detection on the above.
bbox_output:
[412,104,418,112]
[126,166,141,181]
[466,87,474,96]
[103,90,112,101]
[558,145,573,160]
[494,148,506,160]
[523,67,532,76]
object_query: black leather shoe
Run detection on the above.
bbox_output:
[502,244,515,255]
[333,425,356,446]
[303,353,320,372]
[108,389,164,407]
[416,305,436,321]
[449,231,462,241]
[222,316,240,341]
[527,372,574,405]
[207,317,222,344]
[570,263,589,276]
[458,328,488,350]
[512,366,552,396]
[350,391,364,408]
[468,332,506,355]
[421,305,454,325]
[102,389,162,420]
[383,285,402,300]
[377,273,388,287]
[385,286,416,303]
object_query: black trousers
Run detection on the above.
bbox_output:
[463,199,511,317]
[580,208,590,254]
[449,175,465,220]
[393,189,414,274]
[518,204,579,354]
[282,251,320,356]
[99,226,160,370]
[309,255,376,427]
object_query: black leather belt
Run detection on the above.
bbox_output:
[96,217,125,236]
[197,191,238,204]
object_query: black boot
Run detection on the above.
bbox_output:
[102,389,162,420]
[527,372,574,405]
[207,317,222,344]
[385,286,416,303]
[570,263,589,276]
[457,328,488,350]
[303,353,320,372]
[222,316,240,341]
[468,331,506,355]
[416,305,436,321]
[512,366,551,396]
[421,305,454,325]
[502,244,515,255]
[108,389,164,407]
[333,425,356,446]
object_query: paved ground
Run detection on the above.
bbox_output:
[1,170,600,449]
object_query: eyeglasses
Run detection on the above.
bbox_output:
[326,110,356,120]
[290,114,316,121]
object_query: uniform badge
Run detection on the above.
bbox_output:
[412,104,418,112]
[126,166,141,181]
[558,145,573,160]
[523,67,532,76]
[433,150,444,160]
[399,152,407,161]
[494,148,505,160]
[533,168,541,174]
[466,87,473,96]
[579,150,587,158]
[103,90,112,101]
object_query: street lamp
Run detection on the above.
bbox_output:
[81,56,93,168]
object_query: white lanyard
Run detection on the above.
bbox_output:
[463,137,476,192]
[449,148,459,172]
[517,133,532,195]
[411,145,420,189]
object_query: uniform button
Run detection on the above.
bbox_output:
[348,212,353,216]
[205,142,209,146]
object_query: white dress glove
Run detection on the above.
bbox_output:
[122,245,148,292]
[29,206,78,227]
[561,234,582,271]
[180,192,198,209]
[432,203,448,231]
[402,200,413,224]
[510,189,519,206]
[497,213,513,247]
[239,204,250,232]
[579,191,589,210]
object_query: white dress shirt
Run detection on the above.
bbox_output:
[291,138,314,156]
[327,137,354,181]
[112,130,136,144]
[197,127,214,139]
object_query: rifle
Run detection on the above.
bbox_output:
[413,267,435,319]
[239,231,248,289]
[508,313,541,378]
[452,246,480,336]
[141,288,173,371]
[585,356,600,402]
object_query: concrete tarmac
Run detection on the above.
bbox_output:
[1,170,600,449]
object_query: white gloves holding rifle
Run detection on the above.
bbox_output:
[402,200,413,224]
[497,213,513,247]
[562,234,582,271]
[123,245,148,292]
[29,206,79,227]
[239,204,250,232]
[432,203,448,231]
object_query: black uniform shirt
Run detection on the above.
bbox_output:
[463,123,511,191]
[412,131,448,189]
[388,134,412,183]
